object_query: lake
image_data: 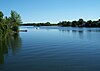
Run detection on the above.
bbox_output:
[0,26,100,71]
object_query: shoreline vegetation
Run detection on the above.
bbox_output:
[21,19,100,28]
[0,10,22,35]
[0,10,22,64]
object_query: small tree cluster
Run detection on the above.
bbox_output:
[0,10,22,34]
[57,19,100,27]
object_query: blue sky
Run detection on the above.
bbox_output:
[0,0,100,23]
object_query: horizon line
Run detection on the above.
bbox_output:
[23,18,100,24]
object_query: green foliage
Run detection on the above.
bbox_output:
[10,10,22,25]
[78,18,84,27]
[0,11,4,22]
[0,10,22,33]
[57,19,100,27]
[71,21,77,27]
[0,11,3,18]
[45,22,51,26]
[57,21,71,27]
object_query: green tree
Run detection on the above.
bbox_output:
[45,22,51,26]
[86,20,92,27]
[0,11,4,22]
[10,10,22,32]
[78,18,84,27]
[0,10,22,35]
[57,21,70,27]
[71,21,77,27]
[97,19,100,27]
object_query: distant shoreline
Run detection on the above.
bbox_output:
[20,24,100,28]
[20,19,100,28]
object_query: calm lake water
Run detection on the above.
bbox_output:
[0,26,100,71]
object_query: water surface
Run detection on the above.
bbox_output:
[0,26,100,71]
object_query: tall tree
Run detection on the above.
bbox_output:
[78,18,84,27]
[10,10,22,25]
[0,11,4,22]
[10,10,22,32]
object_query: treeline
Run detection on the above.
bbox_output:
[21,19,100,27]
[58,19,100,27]
[0,10,22,35]
[21,22,56,26]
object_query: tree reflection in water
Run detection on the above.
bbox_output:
[0,33,22,64]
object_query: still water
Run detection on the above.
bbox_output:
[0,26,100,71]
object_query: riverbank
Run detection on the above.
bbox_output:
[20,19,100,28]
